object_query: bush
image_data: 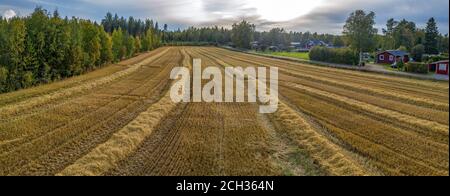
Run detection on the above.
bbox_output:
[423,55,449,63]
[21,71,34,88]
[405,62,429,74]
[397,46,408,52]
[0,66,8,92]
[397,60,405,70]
[411,44,425,62]
[309,46,359,65]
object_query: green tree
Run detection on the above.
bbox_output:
[267,28,289,47]
[102,12,113,33]
[152,28,161,48]
[424,17,439,54]
[66,17,84,75]
[397,46,408,52]
[415,29,425,45]
[7,18,28,89]
[382,18,397,49]
[332,36,345,47]
[126,35,136,57]
[393,20,416,50]
[134,36,141,53]
[411,44,425,62]
[0,66,8,92]
[0,17,7,66]
[25,7,50,83]
[343,10,378,64]
[112,28,124,61]
[0,9,163,94]
[0,16,9,93]
[141,29,152,51]
[47,11,71,80]
[231,20,255,49]
[81,21,101,69]
[99,26,113,64]
[439,34,449,53]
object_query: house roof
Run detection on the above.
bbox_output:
[379,50,409,57]
[308,40,326,45]
[430,60,449,64]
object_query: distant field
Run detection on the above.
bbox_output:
[0,46,448,176]
[257,51,310,60]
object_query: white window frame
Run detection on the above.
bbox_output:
[379,55,384,61]
[438,64,447,71]
[389,55,394,61]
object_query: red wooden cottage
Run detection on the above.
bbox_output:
[376,50,410,64]
[428,60,449,75]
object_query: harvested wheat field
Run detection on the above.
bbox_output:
[0,46,448,176]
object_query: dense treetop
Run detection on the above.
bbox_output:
[0,8,161,93]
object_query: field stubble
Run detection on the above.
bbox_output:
[197,47,449,176]
[0,46,448,176]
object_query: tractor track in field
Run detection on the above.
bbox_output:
[201,48,449,136]
[0,48,171,121]
[105,48,314,176]
[197,47,449,176]
[191,47,370,175]
[0,50,178,153]
[201,48,449,111]
[0,48,182,176]
[0,46,448,176]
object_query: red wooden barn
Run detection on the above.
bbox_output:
[429,60,449,75]
[376,50,410,64]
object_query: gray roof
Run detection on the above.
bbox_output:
[383,50,409,56]
[308,40,326,45]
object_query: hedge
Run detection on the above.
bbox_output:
[405,62,429,74]
[422,55,449,63]
[309,46,359,65]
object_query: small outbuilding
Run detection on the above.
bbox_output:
[250,41,261,51]
[268,46,280,52]
[306,40,327,49]
[376,50,410,64]
[429,60,449,75]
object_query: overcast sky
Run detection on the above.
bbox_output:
[1,0,449,34]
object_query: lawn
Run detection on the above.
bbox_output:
[257,51,310,60]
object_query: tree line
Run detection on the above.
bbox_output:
[0,8,161,93]
[168,14,448,59]
[254,28,346,50]
[164,21,345,49]
[165,26,232,45]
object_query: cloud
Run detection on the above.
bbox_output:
[254,0,449,34]
[2,9,16,19]
[0,0,448,34]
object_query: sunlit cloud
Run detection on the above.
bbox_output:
[0,0,448,34]
[2,9,16,19]
[245,0,324,21]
